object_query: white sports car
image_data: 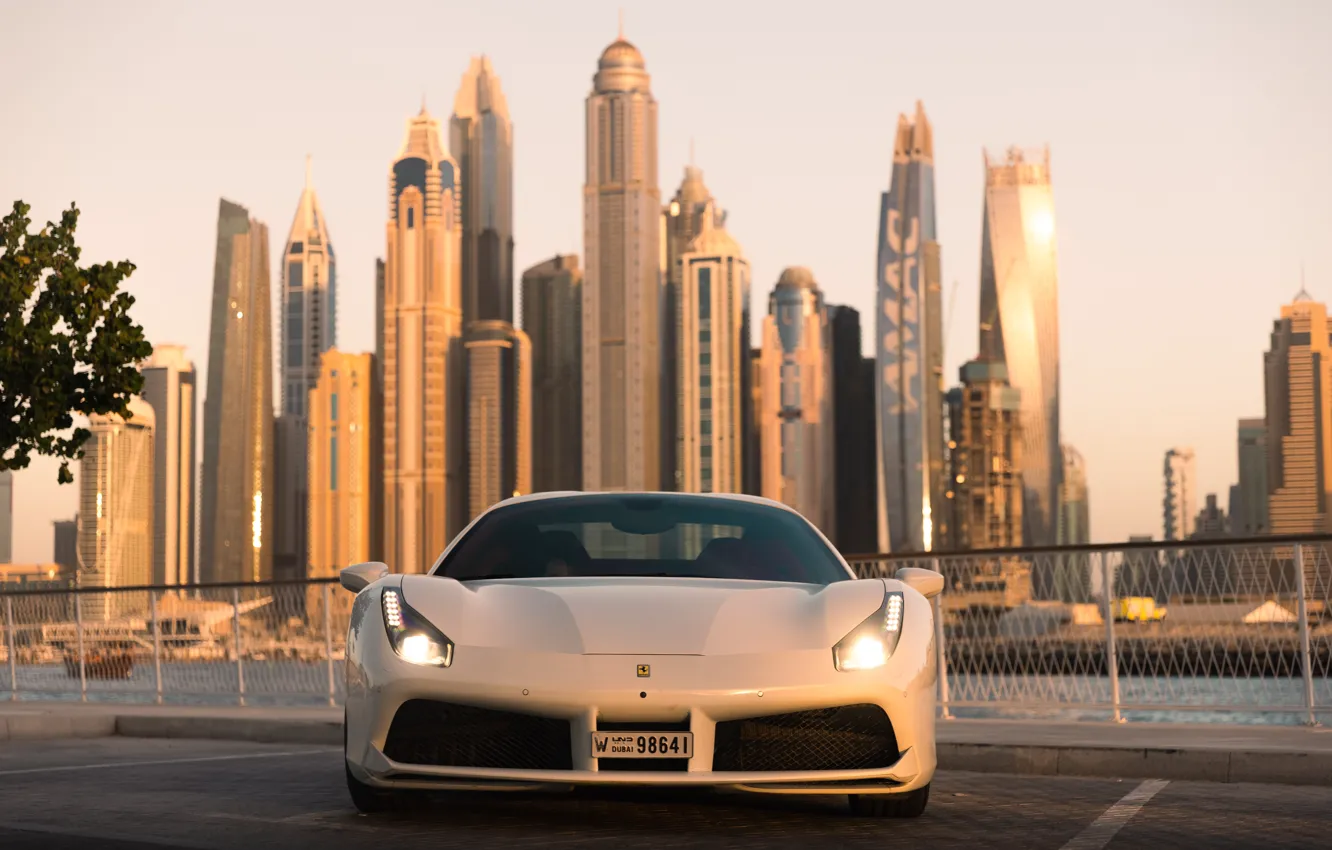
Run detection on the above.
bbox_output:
[340,492,943,817]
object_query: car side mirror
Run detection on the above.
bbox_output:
[340,561,389,593]
[895,566,944,600]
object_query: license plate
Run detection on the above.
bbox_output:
[592,731,693,759]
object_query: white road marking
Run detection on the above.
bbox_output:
[1060,779,1170,850]
[0,747,339,777]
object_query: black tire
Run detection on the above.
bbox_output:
[849,783,930,818]
[344,710,400,814]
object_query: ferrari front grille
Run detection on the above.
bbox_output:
[383,699,573,771]
[711,704,900,772]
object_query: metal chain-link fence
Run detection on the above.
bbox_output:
[4,536,1329,724]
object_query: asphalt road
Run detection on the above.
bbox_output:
[0,738,1327,849]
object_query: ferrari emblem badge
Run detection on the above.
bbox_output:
[636,664,651,678]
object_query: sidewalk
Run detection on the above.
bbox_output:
[3,701,1329,786]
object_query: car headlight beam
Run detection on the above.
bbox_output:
[381,587,454,667]
[833,591,904,672]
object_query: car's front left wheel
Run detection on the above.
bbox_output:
[849,783,930,818]
[345,711,404,814]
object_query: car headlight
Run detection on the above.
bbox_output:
[381,587,454,667]
[833,591,904,672]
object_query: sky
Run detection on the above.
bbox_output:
[2,0,1329,561]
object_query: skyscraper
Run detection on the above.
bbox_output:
[78,398,155,620]
[522,255,583,492]
[307,349,382,588]
[451,56,514,325]
[1193,493,1228,539]
[1163,447,1197,541]
[139,344,197,586]
[0,469,11,563]
[53,518,77,575]
[978,146,1062,547]
[382,106,465,574]
[1232,417,1269,536]
[941,359,1023,551]
[829,305,878,553]
[663,161,719,490]
[1058,444,1090,545]
[1265,294,1332,541]
[677,202,749,494]
[876,101,944,554]
[759,268,835,535]
[582,31,661,492]
[200,200,273,585]
[465,321,531,517]
[275,159,337,584]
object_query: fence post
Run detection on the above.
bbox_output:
[232,587,245,707]
[5,597,16,701]
[322,583,336,707]
[74,593,87,702]
[934,591,952,720]
[1293,543,1317,726]
[149,590,163,705]
[1098,551,1123,723]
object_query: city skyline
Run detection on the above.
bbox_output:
[3,3,1330,559]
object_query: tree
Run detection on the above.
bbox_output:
[0,200,153,484]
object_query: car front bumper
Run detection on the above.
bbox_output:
[346,623,937,795]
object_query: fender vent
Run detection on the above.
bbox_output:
[711,704,900,772]
[383,699,572,771]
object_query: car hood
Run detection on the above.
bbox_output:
[397,575,887,655]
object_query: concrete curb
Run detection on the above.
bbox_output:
[0,713,118,742]
[114,715,342,746]
[937,742,1332,787]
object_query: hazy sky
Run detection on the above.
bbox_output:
[2,0,1329,561]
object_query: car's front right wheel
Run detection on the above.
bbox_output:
[345,712,403,814]
[849,783,930,818]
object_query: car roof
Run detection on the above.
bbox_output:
[483,490,803,514]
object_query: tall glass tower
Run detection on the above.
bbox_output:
[275,158,336,582]
[199,199,273,584]
[450,56,513,325]
[978,146,1062,547]
[876,102,944,553]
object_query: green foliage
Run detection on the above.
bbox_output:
[0,200,153,484]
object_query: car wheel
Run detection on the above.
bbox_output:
[344,711,399,814]
[849,783,929,818]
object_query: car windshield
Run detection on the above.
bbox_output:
[431,494,853,585]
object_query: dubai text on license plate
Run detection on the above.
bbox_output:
[592,731,693,758]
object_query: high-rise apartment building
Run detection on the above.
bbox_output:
[877,101,944,553]
[1232,418,1269,536]
[78,398,155,620]
[978,147,1062,547]
[139,344,197,585]
[465,321,531,517]
[451,56,514,325]
[1265,294,1332,539]
[382,107,466,573]
[829,305,878,553]
[1163,447,1197,541]
[522,255,583,492]
[582,33,661,492]
[759,268,835,535]
[53,518,77,575]
[749,348,762,496]
[275,159,337,584]
[1193,493,1228,539]
[0,469,11,562]
[1058,444,1090,546]
[662,162,724,490]
[677,203,749,495]
[308,350,382,585]
[199,200,273,584]
[942,359,1023,551]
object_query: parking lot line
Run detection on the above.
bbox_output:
[0,748,340,778]
[1059,779,1170,850]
